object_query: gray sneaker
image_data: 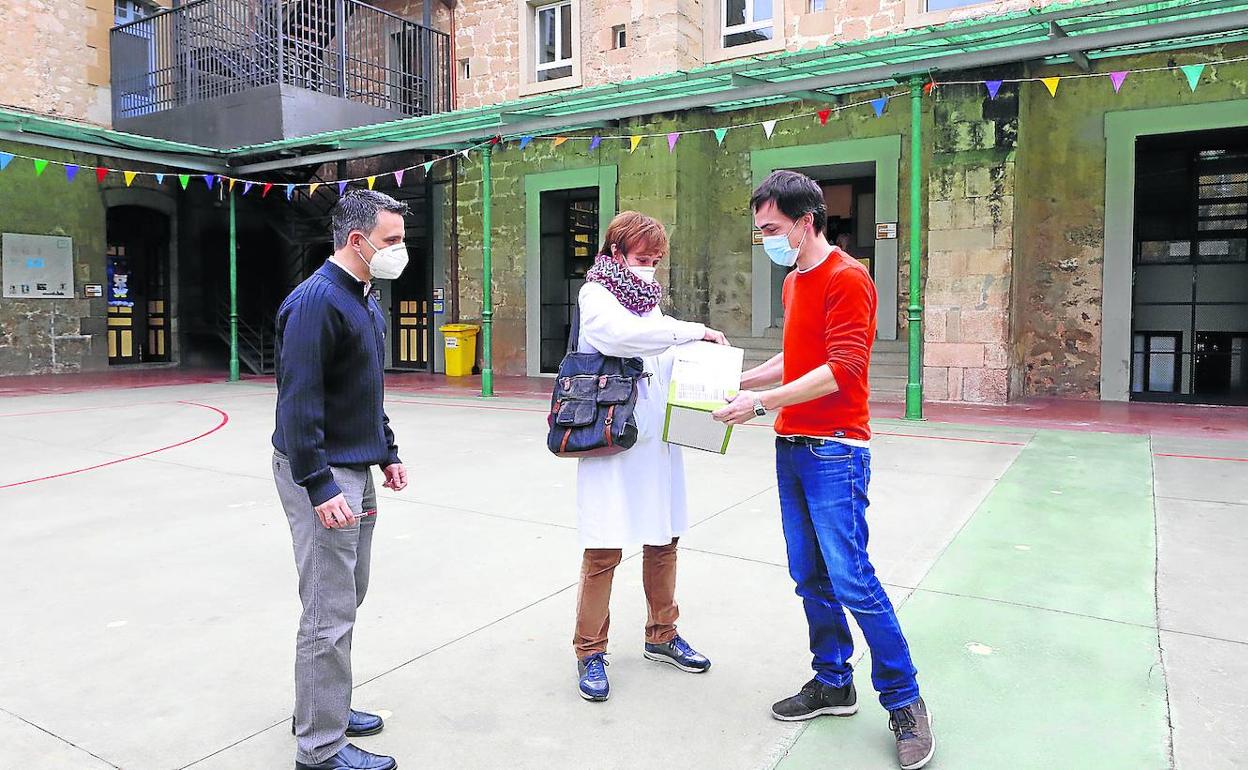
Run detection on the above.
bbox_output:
[889,698,935,769]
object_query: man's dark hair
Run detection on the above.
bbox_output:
[750,170,827,237]
[331,189,409,250]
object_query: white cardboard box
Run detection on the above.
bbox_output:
[662,341,745,454]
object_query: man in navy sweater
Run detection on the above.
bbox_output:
[272,189,410,770]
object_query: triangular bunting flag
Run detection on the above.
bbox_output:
[1181,64,1205,92]
[817,109,831,125]
[924,81,936,96]
[0,153,13,171]
[394,169,405,186]
[262,182,273,198]
[552,137,569,148]
[1110,71,1128,93]
[123,171,137,187]
[459,149,471,160]
[366,176,376,190]
[243,182,253,196]
[309,183,320,196]
[204,174,216,189]
[154,173,164,185]
[667,133,680,152]
[338,181,348,196]
[178,174,190,189]
[629,135,643,153]
[423,161,434,174]
[519,136,533,150]
[285,184,294,201]
[985,80,1003,100]
[871,97,888,117]
[762,120,777,139]
[589,135,602,151]
[1042,77,1061,97]
[227,178,236,192]
[713,128,728,146]
[34,159,49,176]
[66,165,79,182]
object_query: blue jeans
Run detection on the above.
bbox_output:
[776,438,920,711]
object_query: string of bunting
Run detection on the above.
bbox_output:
[0,54,1242,196]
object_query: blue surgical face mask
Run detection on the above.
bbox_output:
[761,218,808,268]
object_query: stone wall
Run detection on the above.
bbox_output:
[922,77,1019,404]
[0,144,108,375]
[0,0,139,125]
[1013,45,1248,398]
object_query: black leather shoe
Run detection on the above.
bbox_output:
[292,710,385,738]
[294,743,396,770]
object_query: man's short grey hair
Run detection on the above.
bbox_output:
[331,189,409,250]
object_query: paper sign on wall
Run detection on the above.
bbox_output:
[876,222,898,240]
[3,233,73,298]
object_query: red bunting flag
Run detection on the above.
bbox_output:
[262,182,273,198]
[817,109,831,125]
[95,167,109,183]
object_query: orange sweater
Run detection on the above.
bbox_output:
[775,249,876,441]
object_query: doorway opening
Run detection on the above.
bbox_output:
[538,187,599,373]
[106,206,171,365]
[1131,127,1248,404]
[770,163,876,327]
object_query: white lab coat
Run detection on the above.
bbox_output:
[574,282,707,549]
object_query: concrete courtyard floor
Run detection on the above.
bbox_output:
[2,376,1247,770]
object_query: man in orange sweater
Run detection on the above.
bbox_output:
[714,170,934,770]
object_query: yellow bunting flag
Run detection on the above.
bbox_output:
[366,176,376,190]
[552,137,569,147]
[309,183,321,196]
[123,171,137,187]
[228,178,236,192]
[1042,77,1061,97]
[629,135,643,153]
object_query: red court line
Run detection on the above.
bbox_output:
[0,401,230,490]
[1153,452,1248,463]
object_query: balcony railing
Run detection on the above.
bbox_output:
[111,0,451,122]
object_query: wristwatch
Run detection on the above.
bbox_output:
[752,398,768,417]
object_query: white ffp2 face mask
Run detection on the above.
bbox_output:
[359,237,409,280]
[629,266,658,283]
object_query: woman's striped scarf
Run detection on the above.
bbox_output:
[585,254,663,316]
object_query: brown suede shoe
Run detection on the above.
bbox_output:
[889,698,935,769]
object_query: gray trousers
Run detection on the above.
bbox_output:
[273,451,378,764]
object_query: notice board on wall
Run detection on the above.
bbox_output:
[3,233,74,299]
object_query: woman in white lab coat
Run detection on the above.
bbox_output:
[570,211,728,702]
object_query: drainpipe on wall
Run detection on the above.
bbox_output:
[481,142,494,398]
[904,79,924,420]
[229,188,239,383]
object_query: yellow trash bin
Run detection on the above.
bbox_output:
[439,324,480,377]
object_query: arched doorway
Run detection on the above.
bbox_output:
[106,206,172,365]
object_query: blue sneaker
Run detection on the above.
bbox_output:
[577,652,610,701]
[644,634,711,673]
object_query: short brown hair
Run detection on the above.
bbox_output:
[597,211,669,259]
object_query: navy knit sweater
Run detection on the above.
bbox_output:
[272,261,400,506]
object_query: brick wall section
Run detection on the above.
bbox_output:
[378,0,704,111]
[922,81,1019,404]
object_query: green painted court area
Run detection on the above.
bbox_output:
[1,383,1245,769]
[779,430,1170,769]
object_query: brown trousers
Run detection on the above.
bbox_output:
[573,539,680,659]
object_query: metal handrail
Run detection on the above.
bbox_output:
[111,0,450,122]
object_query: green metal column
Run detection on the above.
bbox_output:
[228,188,239,383]
[905,81,924,420]
[481,144,494,398]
